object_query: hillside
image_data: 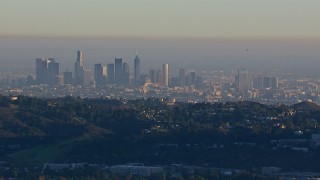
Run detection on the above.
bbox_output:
[1,96,320,173]
[290,101,320,111]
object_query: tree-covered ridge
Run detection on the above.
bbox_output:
[1,95,320,172]
[1,95,318,139]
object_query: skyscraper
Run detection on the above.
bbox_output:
[35,57,59,84]
[107,64,115,84]
[63,70,73,84]
[149,69,156,83]
[47,58,59,85]
[162,64,169,87]
[35,58,49,84]
[253,74,263,89]
[189,71,196,85]
[74,50,84,85]
[83,69,92,86]
[179,68,186,86]
[149,69,161,84]
[77,50,84,66]
[236,68,250,92]
[270,77,278,89]
[94,63,104,86]
[115,58,123,85]
[134,54,140,85]
[102,66,107,77]
[123,62,129,85]
[263,76,272,88]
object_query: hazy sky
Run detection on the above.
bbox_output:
[1,0,320,39]
[1,1,320,75]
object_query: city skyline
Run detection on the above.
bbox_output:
[33,49,279,91]
[8,51,316,106]
[0,1,319,75]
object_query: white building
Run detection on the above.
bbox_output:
[110,165,163,176]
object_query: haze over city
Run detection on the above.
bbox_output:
[1,0,320,39]
[0,0,320,75]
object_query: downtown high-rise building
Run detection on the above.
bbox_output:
[263,76,278,89]
[149,69,161,84]
[149,69,156,83]
[179,68,186,86]
[83,69,92,86]
[236,68,251,92]
[189,71,196,85]
[134,54,140,85]
[35,58,59,85]
[107,64,115,84]
[35,58,49,84]
[102,66,107,78]
[115,58,123,85]
[253,74,278,90]
[253,74,263,89]
[162,64,169,87]
[270,77,278,89]
[123,62,129,85]
[47,58,60,85]
[94,63,105,86]
[63,70,73,84]
[74,50,84,85]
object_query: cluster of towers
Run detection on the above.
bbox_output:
[35,58,60,85]
[93,53,141,86]
[35,50,172,87]
[235,68,278,92]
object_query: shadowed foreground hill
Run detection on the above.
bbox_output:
[0,96,110,139]
[1,96,320,172]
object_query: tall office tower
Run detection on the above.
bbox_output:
[74,50,84,85]
[59,76,64,85]
[83,69,92,86]
[156,69,161,84]
[115,58,123,85]
[94,63,104,86]
[107,64,115,84]
[162,64,169,87]
[35,57,59,84]
[35,58,49,84]
[134,54,141,85]
[63,70,73,84]
[77,50,84,66]
[263,76,271,88]
[253,74,263,89]
[196,76,203,89]
[179,68,186,86]
[102,66,107,77]
[270,77,278,89]
[47,58,59,85]
[123,63,129,85]
[149,69,162,84]
[189,71,196,85]
[149,69,156,83]
[236,68,250,92]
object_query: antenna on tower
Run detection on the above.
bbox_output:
[135,49,138,56]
